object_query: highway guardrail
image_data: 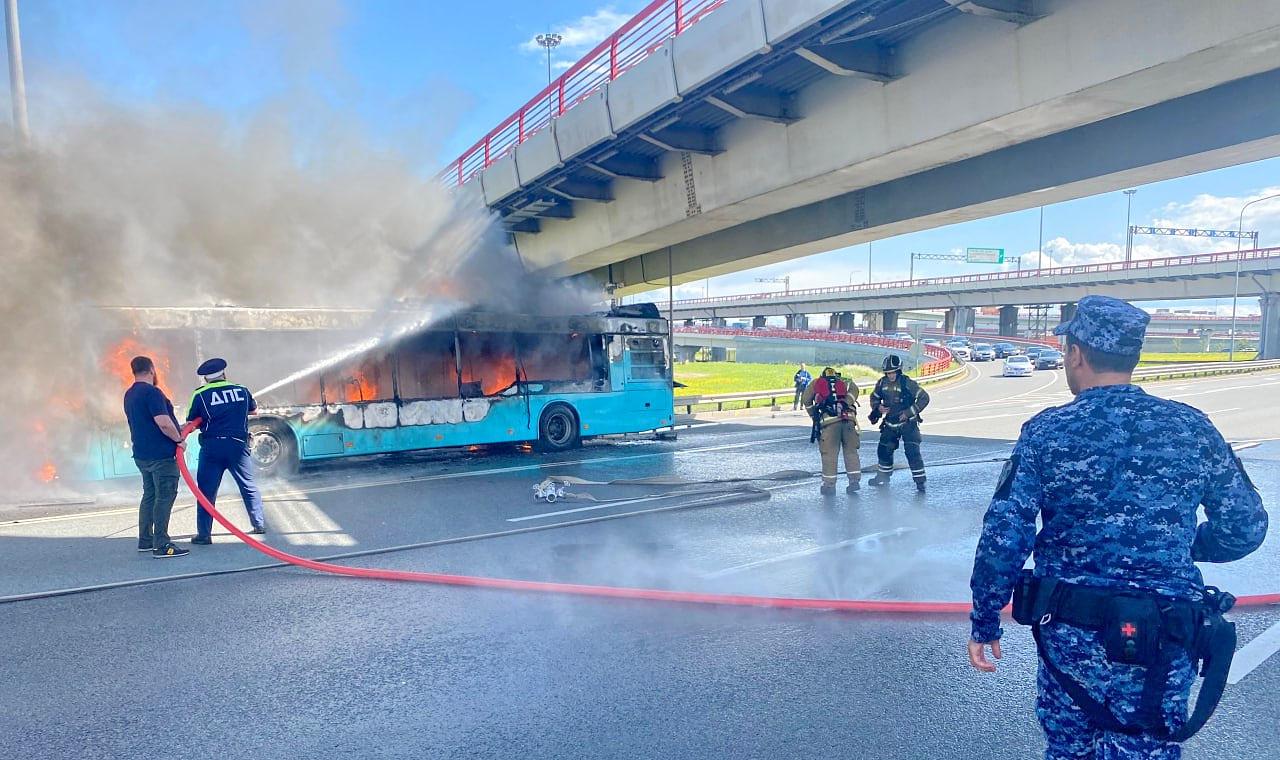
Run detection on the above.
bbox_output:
[1132,359,1280,382]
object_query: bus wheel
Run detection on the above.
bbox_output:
[537,404,580,453]
[249,421,299,478]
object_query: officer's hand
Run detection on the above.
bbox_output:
[878,404,889,415]
[175,440,187,451]
[967,638,1002,672]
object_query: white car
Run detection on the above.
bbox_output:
[949,345,972,361]
[1002,355,1034,377]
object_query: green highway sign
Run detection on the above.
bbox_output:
[966,247,1005,264]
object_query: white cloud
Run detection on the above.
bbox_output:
[519,7,634,56]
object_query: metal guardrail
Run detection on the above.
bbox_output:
[1132,359,1280,381]
[672,363,969,414]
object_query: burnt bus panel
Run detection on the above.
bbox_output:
[302,434,344,457]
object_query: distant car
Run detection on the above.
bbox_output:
[922,338,942,346]
[949,345,972,361]
[1003,355,1034,377]
[1035,349,1064,369]
[971,344,996,362]
[993,342,1020,358]
[1024,346,1045,361]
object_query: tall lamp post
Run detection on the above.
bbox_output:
[4,0,29,144]
[535,32,562,86]
[1037,205,1044,270]
[1123,189,1137,263]
[1230,192,1280,360]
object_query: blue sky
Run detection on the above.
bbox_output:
[7,0,1277,314]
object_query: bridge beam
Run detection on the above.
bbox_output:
[944,0,1041,25]
[1261,293,1280,360]
[752,316,767,329]
[794,41,896,83]
[586,153,663,182]
[999,306,1020,337]
[548,178,614,203]
[705,89,799,125]
[637,126,723,156]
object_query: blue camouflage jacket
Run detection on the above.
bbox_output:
[969,384,1268,642]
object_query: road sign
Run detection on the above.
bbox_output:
[966,247,1005,264]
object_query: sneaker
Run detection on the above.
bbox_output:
[249,524,266,535]
[152,543,190,558]
[190,536,213,545]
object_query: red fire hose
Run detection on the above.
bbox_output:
[177,422,1279,613]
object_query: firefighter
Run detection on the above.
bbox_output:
[186,358,266,543]
[802,367,860,494]
[868,355,930,492]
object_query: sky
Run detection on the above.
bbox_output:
[4,0,1278,315]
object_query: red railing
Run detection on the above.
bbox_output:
[444,0,726,186]
[675,327,955,376]
[671,247,1280,308]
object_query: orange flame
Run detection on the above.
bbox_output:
[348,370,379,402]
[102,336,172,391]
[38,462,57,483]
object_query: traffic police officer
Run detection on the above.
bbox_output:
[867,355,930,491]
[801,367,860,494]
[967,295,1268,759]
[186,358,267,543]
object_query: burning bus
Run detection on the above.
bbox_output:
[70,304,673,481]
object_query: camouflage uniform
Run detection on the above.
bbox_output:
[969,296,1268,759]
[868,372,930,487]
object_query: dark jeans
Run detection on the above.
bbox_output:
[137,458,179,549]
[195,437,264,539]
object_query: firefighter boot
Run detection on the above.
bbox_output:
[869,470,891,487]
[915,476,926,493]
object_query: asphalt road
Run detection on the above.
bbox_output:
[2,364,1279,759]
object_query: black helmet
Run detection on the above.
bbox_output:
[882,355,903,373]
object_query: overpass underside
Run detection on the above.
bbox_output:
[465,0,1280,294]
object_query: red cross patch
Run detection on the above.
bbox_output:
[1121,622,1137,638]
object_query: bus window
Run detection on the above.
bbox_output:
[396,331,460,400]
[322,351,394,404]
[627,337,669,380]
[458,332,517,397]
[515,332,592,384]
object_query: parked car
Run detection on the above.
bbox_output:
[971,343,996,362]
[1035,349,1064,369]
[1002,355,1034,377]
[993,342,1021,358]
[949,345,972,361]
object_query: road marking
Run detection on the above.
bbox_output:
[1204,407,1243,415]
[701,527,917,579]
[1228,619,1280,685]
[942,370,1061,412]
[5,435,810,527]
[926,412,1030,426]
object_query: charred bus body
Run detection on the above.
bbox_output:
[77,305,673,480]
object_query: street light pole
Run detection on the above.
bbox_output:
[867,241,872,285]
[1123,189,1137,263]
[4,0,29,145]
[1230,192,1280,360]
[1037,205,1044,270]
[535,32,562,87]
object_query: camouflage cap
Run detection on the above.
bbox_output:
[1053,295,1150,356]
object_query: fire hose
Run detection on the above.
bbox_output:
[178,421,1280,613]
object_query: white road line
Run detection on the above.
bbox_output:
[1204,408,1243,415]
[508,480,811,523]
[1228,619,1280,685]
[701,527,917,579]
[942,370,1061,412]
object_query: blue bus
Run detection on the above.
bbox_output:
[246,305,674,475]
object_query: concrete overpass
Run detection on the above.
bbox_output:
[451,0,1280,295]
[660,248,1280,356]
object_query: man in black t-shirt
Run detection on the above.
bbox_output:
[122,356,190,558]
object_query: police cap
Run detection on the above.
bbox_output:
[196,357,228,376]
[1053,295,1150,356]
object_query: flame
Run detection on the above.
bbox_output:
[460,355,518,396]
[102,336,172,391]
[38,462,57,483]
[347,370,379,402]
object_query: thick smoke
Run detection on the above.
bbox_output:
[0,99,601,496]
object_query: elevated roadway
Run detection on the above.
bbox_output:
[451,0,1280,296]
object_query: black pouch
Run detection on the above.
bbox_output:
[1102,596,1162,667]
[1012,571,1058,626]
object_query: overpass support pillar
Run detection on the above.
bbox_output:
[713,317,727,327]
[683,319,695,327]
[786,314,808,331]
[752,316,767,329]
[676,345,699,363]
[832,312,856,331]
[881,310,899,332]
[943,307,976,335]
[710,347,728,361]
[999,306,1020,337]
[860,312,879,332]
[1261,294,1280,359]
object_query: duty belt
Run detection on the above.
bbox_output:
[1012,570,1237,742]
